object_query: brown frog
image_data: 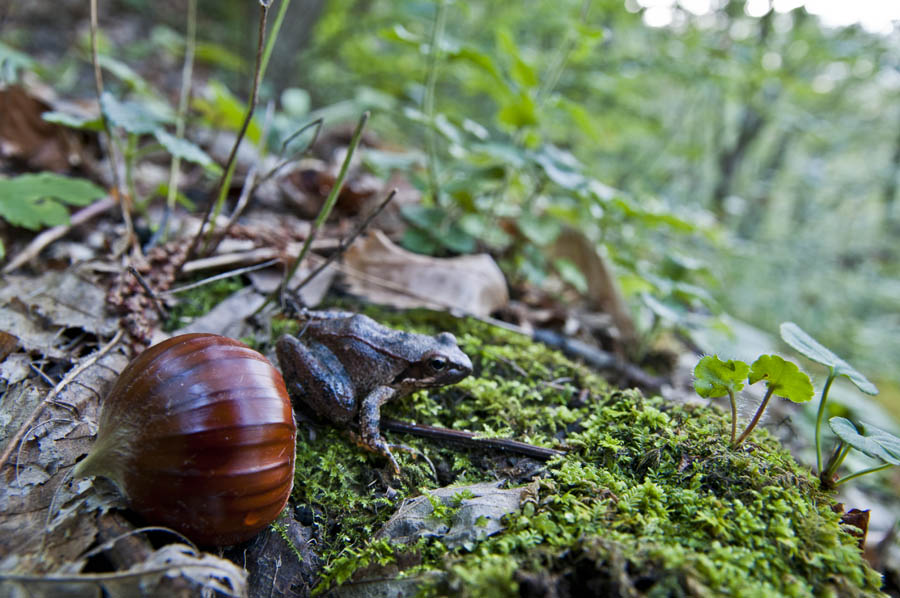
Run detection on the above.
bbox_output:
[276,311,473,473]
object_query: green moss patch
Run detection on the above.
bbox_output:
[286,310,884,597]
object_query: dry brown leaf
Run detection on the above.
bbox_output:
[550,227,637,349]
[343,230,508,317]
[0,85,90,172]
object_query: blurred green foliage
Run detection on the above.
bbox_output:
[280,0,899,395]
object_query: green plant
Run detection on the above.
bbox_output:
[0,173,107,259]
[821,417,900,487]
[694,353,813,447]
[778,322,880,484]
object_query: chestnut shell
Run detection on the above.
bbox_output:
[76,334,296,546]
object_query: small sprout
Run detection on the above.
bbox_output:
[693,356,749,443]
[779,322,878,474]
[822,418,900,487]
[734,355,813,447]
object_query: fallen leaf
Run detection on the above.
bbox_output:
[0,85,91,173]
[376,481,530,550]
[550,228,637,349]
[343,230,508,317]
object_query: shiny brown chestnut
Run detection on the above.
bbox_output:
[73,333,296,546]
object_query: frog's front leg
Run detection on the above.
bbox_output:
[358,385,401,474]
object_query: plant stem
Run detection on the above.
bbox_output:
[820,440,850,485]
[727,389,737,444]
[260,0,291,81]
[185,1,270,264]
[254,111,370,315]
[734,386,775,447]
[423,0,447,205]
[834,462,893,486]
[89,0,136,254]
[163,0,197,240]
[815,369,836,473]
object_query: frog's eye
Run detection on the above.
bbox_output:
[428,357,447,372]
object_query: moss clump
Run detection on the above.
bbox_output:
[286,310,884,597]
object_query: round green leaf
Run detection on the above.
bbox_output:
[829,417,900,465]
[780,322,877,395]
[693,355,749,399]
[748,354,814,403]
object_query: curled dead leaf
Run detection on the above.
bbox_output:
[343,230,508,317]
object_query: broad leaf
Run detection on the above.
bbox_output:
[0,173,105,230]
[748,354,814,403]
[101,92,160,134]
[779,322,877,395]
[829,418,900,465]
[153,130,220,172]
[693,355,749,399]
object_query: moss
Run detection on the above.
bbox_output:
[163,277,244,331]
[284,309,884,597]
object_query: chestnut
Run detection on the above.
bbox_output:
[74,333,296,546]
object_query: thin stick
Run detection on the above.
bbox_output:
[259,0,291,81]
[185,1,270,264]
[0,329,124,471]
[381,418,565,461]
[162,0,197,240]
[256,111,370,315]
[206,100,275,255]
[89,0,136,254]
[291,188,397,294]
[166,258,280,295]
[126,266,168,320]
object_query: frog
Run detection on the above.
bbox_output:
[275,310,473,474]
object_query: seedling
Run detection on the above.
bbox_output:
[778,323,878,476]
[822,418,900,487]
[693,356,748,443]
[694,354,813,446]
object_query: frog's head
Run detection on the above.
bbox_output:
[393,332,472,392]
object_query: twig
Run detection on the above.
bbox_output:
[127,266,168,320]
[256,111,370,315]
[259,0,291,81]
[161,0,197,242]
[2,198,116,274]
[291,188,397,294]
[89,0,136,255]
[206,100,275,255]
[185,1,270,264]
[166,258,279,295]
[381,418,565,461]
[531,329,666,393]
[0,329,124,472]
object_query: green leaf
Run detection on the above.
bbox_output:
[153,129,220,172]
[748,354,815,403]
[98,54,151,94]
[829,418,900,465]
[101,92,160,134]
[779,322,878,395]
[0,173,105,230]
[693,355,749,399]
[497,91,538,129]
[42,111,105,131]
